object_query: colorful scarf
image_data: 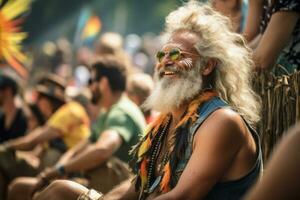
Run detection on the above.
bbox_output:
[131,90,218,197]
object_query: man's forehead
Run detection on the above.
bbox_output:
[162,42,184,49]
[163,31,200,49]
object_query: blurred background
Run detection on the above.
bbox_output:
[24,0,183,45]
[0,0,251,108]
[1,0,190,84]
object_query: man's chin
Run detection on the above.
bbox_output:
[157,78,177,90]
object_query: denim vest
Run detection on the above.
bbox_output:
[174,97,262,200]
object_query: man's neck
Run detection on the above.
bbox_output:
[102,91,123,111]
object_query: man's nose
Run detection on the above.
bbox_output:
[157,56,175,70]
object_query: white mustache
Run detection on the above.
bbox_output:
[157,66,180,78]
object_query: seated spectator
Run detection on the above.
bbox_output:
[0,75,27,143]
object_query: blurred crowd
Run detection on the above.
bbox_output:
[0,28,163,199]
[0,0,299,200]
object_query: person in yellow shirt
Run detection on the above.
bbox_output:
[46,101,90,151]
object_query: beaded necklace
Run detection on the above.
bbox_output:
[146,115,171,194]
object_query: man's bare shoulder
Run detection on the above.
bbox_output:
[194,108,247,148]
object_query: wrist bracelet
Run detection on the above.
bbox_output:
[77,189,104,200]
[55,165,66,176]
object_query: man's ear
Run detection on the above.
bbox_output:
[99,77,109,90]
[202,59,217,76]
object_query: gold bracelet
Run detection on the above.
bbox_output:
[77,189,104,200]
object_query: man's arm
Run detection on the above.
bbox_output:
[31,130,123,193]
[104,178,139,200]
[154,109,247,200]
[3,126,61,151]
[55,139,90,166]
[243,0,263,42]
[30,139,89,196]
[253,11,300,70]
[61,129,122,172]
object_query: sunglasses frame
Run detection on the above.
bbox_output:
[156,47,199,63]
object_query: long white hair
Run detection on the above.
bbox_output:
[164,1,261,125]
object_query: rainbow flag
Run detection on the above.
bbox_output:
[81,15,101,41]
[74,8,102,47]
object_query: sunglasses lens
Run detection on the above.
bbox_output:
[169,48,180,61]
[156,51,165,62]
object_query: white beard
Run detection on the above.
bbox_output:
[143,65,203,114]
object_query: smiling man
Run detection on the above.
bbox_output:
[32,2,262,200]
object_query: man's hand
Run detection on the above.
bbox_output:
[30,167,62,196]
[0,142,12,152]
[40,167,62,181]
[29,177,48,197]
[0,144,7,152]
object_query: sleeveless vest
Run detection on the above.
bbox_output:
[174,97,262,200]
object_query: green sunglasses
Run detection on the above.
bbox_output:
[156,47,199,63]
